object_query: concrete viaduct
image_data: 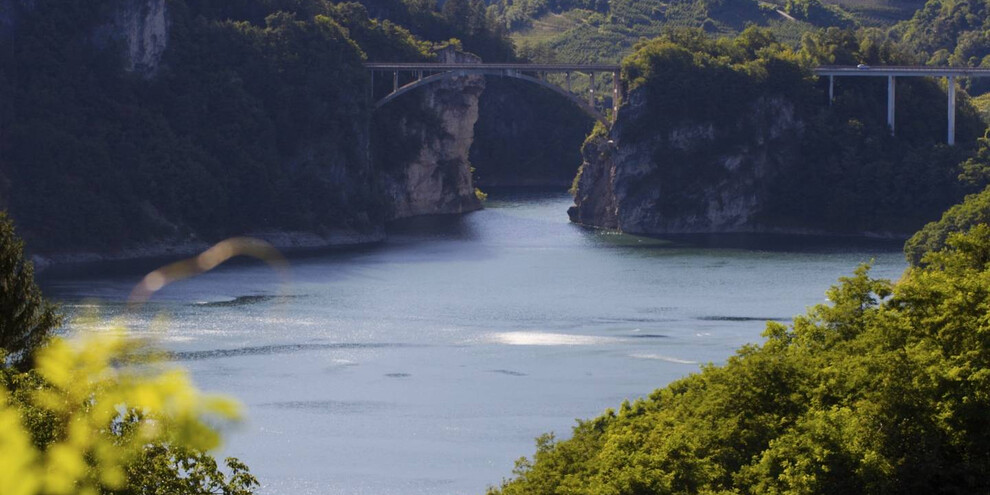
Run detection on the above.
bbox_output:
[815,65,990,145]
[366,62,990,145]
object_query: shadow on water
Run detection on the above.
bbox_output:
[169,342,414,361]
[697,316,791,322]
[587,231,906,254]
[256,400,395,414]
[386,212,481,241]
[192,294,307,307]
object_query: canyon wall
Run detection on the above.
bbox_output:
[377,47,485,219]
[569,88,805,234]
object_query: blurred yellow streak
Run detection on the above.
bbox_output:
[129,237,289,305]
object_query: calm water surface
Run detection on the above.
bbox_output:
[41,190,908,495]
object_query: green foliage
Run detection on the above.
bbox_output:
[903,133,990,264]
[0,331,258,495]
[897,0,990,66]
[0,221,257,495]
[494,0,777,66]
[122,445,258,495]
[905,184,990,265]
[891,0,990,95]
[784,0,858,27]
[490,224,990,494]
[0,213,61,368]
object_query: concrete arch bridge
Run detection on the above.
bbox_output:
[364,62,622,126]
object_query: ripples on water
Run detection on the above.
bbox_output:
[40,189,908,495]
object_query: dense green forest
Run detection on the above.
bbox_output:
[2,0,381,251]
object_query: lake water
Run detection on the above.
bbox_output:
[40,189,909,495]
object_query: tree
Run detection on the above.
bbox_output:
[0,212,257,495]
[442,0,472,31]
[0,331,258,495]
[0,212,60,367]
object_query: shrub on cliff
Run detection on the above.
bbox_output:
[488,223,990,494]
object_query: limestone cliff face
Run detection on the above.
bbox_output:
[1,0,168,75]
[379,48,484,219]
[569,88,804,234]
[110,0,168,75]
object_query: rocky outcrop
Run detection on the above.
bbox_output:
[2,0,169,75]
[569,88,804,234]
[111,0,168,75]
[379,47,485,219]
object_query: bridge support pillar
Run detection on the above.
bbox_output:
[887,75,896,135]
[612,71,620,124]
[589,72,595,108]
[828,75,834,105]
[947,75,956,146]
[566,72,571,92]
[393,71,399,93]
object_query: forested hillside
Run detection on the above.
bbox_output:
[496,0,927,64]
[0,0,516,254]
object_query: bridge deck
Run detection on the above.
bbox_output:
[814,65,990,77]
[364,62,620,72]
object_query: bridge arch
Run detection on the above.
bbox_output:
[375,70,609,126]
[366,63,621,127]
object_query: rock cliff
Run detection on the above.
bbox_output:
[377,48,485,219]
[110,0,168,75]
[569,88,804,234]
[1,0,167,75]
